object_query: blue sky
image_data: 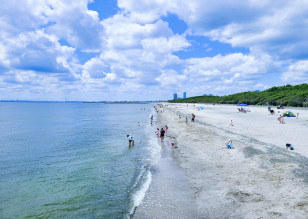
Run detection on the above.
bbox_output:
[0,0,307,101]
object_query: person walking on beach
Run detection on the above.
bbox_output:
[191,113,195,122]
[178,115,181,122]
[297,113,299,119]
[170,137,175,149]
[156,128,159,137]
[186,117,188,125]
[160,128,165,142]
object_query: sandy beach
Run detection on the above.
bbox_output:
[134,103,308,218]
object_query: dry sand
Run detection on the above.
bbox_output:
[136,103,308,218]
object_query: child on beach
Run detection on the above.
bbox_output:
[165,125,168,137]
[170,137,175,149]
[156,128,159,137]
[229,120,234,126]
[186,117,188,124]
[278,114,282,123]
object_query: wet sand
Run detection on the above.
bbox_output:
[135,103,308,218]
[133,134,198,218]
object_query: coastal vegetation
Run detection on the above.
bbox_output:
[169,83,308,107]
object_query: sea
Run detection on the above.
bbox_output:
[0,102,160,218]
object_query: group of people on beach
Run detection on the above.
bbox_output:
[178,113,195,124]
[154,104,164,114]
[154,104,177,149]
[156,125,170,140]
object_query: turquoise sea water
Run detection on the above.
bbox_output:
[0,103,159,218]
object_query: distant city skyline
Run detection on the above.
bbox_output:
[1,1,308,101]
[173,91,187,100]
[173,93,178,100]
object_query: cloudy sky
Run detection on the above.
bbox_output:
[0,0,307,101]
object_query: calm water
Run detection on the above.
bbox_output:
[0,102,160,218]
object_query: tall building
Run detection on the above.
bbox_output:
[173,93,177,100]
[183,92,186,99]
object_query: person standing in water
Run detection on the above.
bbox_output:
[127,135,134,147]
[191,113,195,122]
[156,128,159,137]
[160,128,165,142]
[165,125,168,137]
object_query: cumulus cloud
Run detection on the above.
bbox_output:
[156,69,187,86]
[82,57,108,78]
[45,1,104,51]
[281,60,308,84]
[8,30,74,73]
[182,52,277,95]
[0,0,307,100]
[100,15,190,86]
[176,0,308,59]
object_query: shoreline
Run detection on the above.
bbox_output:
[133,109,198,218]
[134,103,308,218]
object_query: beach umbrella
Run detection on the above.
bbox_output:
[237,103,249,106]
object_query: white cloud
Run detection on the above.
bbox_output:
[177,0,308,59]
[142,34,191,54]
[82,58,108,78]
[181,52,277,95]
[4,30,75,75]
[281,60,308,84]
[155,69,187,87]
[102,18,173,50]
[118,0,308,59]
[117,0,178,23]
[0,0,307,101]
[99,15,190,86]
[45,1,104,51]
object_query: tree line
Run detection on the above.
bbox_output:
[169,84,308,107]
